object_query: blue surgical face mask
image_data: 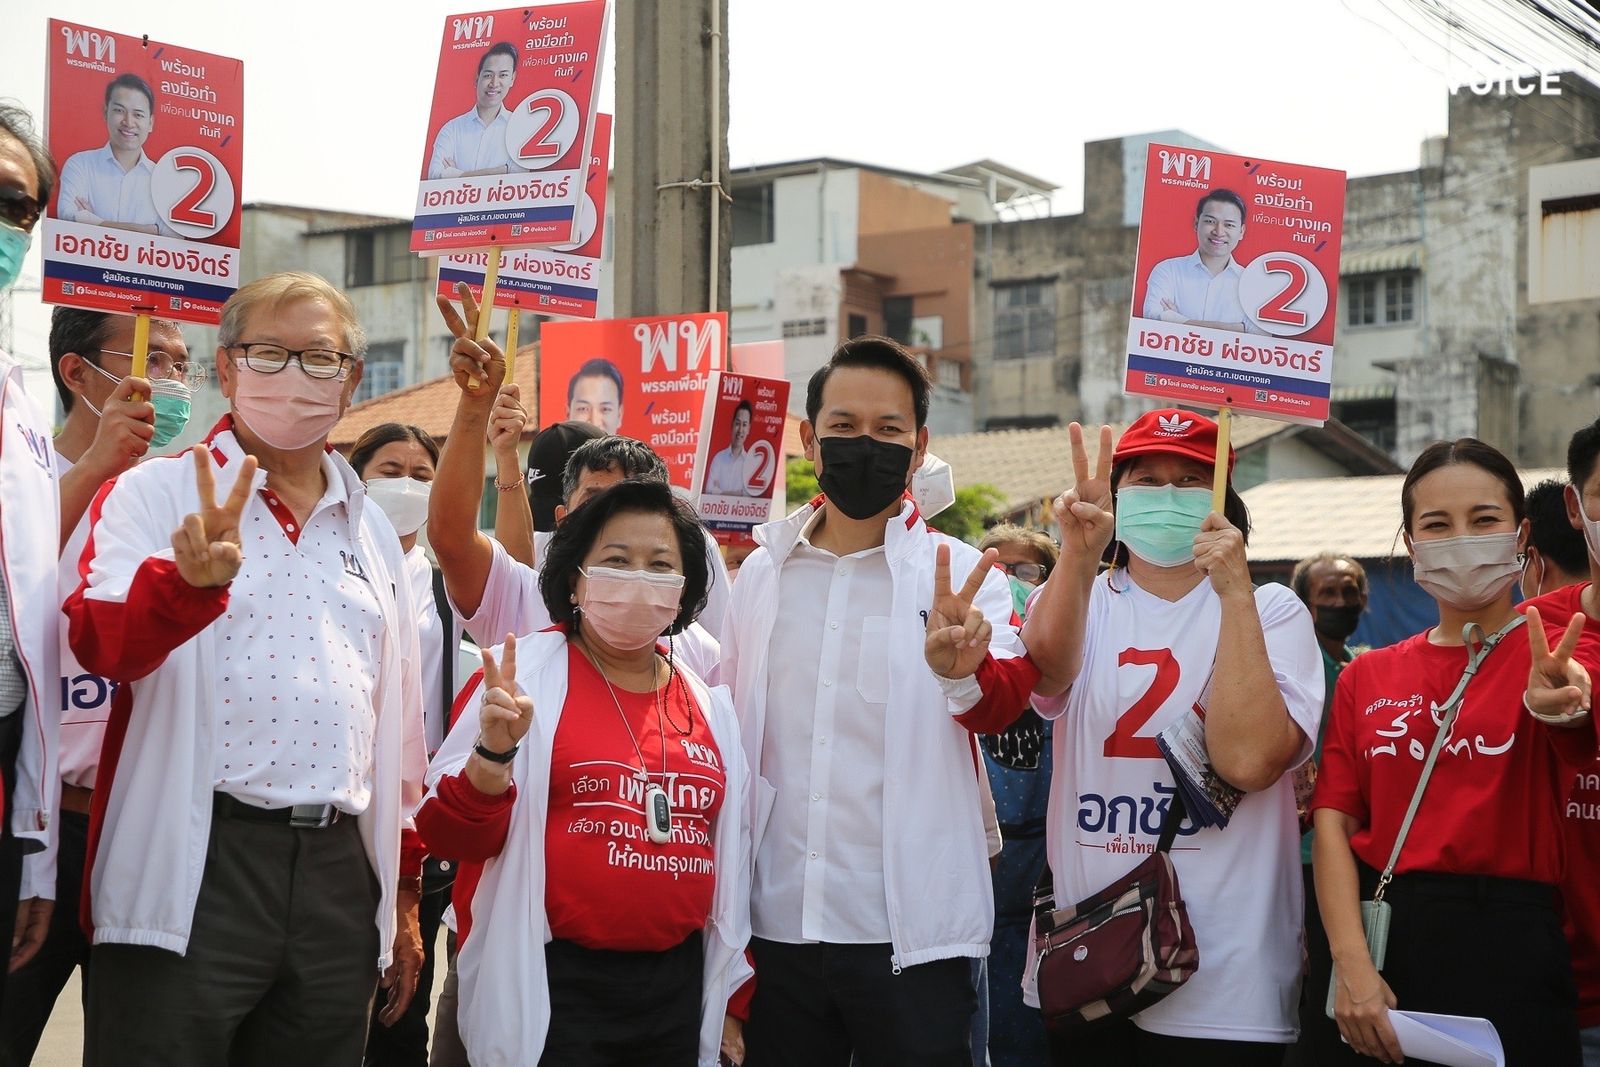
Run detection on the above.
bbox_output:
[1115,484,1212,567]
[0,222,30,291]
[147,377,192,447]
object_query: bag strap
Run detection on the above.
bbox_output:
[1032,787,1188,917]
[1372,613,1527,903]
[431,565,455,721]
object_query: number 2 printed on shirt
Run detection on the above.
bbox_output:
[1104,647,1179,760]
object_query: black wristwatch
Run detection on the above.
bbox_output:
[474,737,520,764]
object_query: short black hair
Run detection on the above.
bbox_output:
[478,42,519,75]
[567,358,624,404]
[732,400,753,423]
[1290,552,1368,604]
[539,479,711,637]
[1195,189,1246,224]
[1402,438,1524,532]
[1568,419,1600,493]
[348,423,440,478]
[0,102,55,211]
[805,335,931,430]
[1526,478,1589,577]
[104,73,155,114]
[48,307,118,413]
[562,435,669,503]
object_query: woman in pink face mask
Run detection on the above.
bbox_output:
[414,479,753,1067]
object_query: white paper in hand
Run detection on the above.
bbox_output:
[1388,1010,1504,1067]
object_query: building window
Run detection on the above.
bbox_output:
[782,317,827,338]
[883,296,914,346]
[347,226,422,288]
[847,313,868,339]
[993,281,1055,360]
[1345,272,1415,327]
[732,181,775,247]
[354,341,405,403]
[935,358,963,390]
[1535,193,1600,303]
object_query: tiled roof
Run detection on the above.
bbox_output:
[1241,467,1564,562]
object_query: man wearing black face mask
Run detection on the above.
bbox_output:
[1286,551,1367,1066]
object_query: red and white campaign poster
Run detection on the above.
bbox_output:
[412,2,609,255]
[437,113,609,317]
[1124,144,1345,425]
[539,312,727,490]
[42,20,243,325]
[691,371,790,545]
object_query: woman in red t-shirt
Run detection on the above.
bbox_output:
[1311,438,1595,1067]
[415,479,751,1067]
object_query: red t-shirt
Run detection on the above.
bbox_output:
[543,644,725,951]
[1312,621,1595,884]
[1522,582,1600,1026]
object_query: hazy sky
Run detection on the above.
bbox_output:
[3,0,1589,401]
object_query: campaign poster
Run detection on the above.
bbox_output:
[42,21,243,325]
[539,313,727,490]
[1124,144,1346,425]
[412,2,608,255]
[437,114,609,316]
[691,371,790,545]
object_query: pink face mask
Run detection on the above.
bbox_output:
[578,566,686,651]
[232,364,346,450]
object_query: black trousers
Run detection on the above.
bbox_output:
[1049,1019,1286,1066]
[364,884,446,1067]
[0,809,91,1065]
[84,801,381,1067]
[1298,864,1579,1067]
[0,710,25,1014]
[744,938,976,1067]
[1284,861,1343,1067]
[538,930,703,1067]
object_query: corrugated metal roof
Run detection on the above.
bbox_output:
[1241,467,1564,562]
[1341,242,1424,276]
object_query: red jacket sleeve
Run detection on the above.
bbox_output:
[399,828,426,879]
[728,950,756,1021]
[415,773,517,863]
[953,652,1043,735]
[65,556,229,683]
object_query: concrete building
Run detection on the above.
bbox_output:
[972,77,1600,467]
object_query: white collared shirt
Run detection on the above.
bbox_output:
[752,509,894,943]
[705,446,760,497]
[1142,251,1262,332]
[56,144,164,231]
[212,453,384,812]
[428,107,515,179]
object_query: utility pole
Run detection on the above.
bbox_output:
[613,0,731,319]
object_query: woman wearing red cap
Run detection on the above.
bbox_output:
[1022,408,1323,1066]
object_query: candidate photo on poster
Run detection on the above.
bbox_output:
[703,400,759,497]
[1141,188,1265,334]
[566,357,624,434]
[427,41,523,179]
[55,73,168,236]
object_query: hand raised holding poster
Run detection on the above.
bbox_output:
[436,281,506,394]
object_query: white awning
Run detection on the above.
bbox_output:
[1340,242,1423,276]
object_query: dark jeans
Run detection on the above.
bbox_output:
[744,938,976,1067]
[1049,1019,1286,1066]
[84,801,380,1067]
[1298,864,1579,1067]
[364,884,446,1067]
[0,809,91,1066]
[538,931,703,1067]
[0,709,25,1012]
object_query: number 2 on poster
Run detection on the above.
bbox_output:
[1104,648,1178,760]
[168,154,217,228]
[1237,250,1328,338]
[507,88,581,171]
[151,146,235,240]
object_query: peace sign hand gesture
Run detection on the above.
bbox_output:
[171,445,257,588]
[1053,423,1116,572]
[925,544,1000,679]
[1525,607,1592,725]
[436,281,504,398]
[478,633,533,755]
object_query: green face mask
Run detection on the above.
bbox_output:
[147,378,192,447]
[1008,575,1033,621]
[1114,484,1212,567]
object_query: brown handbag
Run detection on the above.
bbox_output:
[1032,791,1198,1033]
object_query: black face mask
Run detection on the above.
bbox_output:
[1313,603,1362,642]
[817,435,914,520]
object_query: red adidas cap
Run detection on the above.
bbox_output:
[1112,408,1236,474]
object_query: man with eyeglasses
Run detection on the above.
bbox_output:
[1141,189,1265,334]
[64,271,429,1065]
[56,74,167,236]
[428,42,522,180]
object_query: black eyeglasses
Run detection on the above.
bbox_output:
[228,343,354,380]
[1002,561,1050,584]
[0,187,42,234]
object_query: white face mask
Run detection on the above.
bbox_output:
[1571,485,1600,572]
[911,453,956,518]
[1411,531,1522,610]
[364,477,432,536]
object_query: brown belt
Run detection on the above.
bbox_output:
[60,784,93,816]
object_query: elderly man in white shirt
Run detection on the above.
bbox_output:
[1141,188,1265,334]
[427,42,522,179]
[55,74,166,236]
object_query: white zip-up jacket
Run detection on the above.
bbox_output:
[721,497,1035,969]
[420,629,752,1067]
[64,424,426,967]
[0,350,60,853]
